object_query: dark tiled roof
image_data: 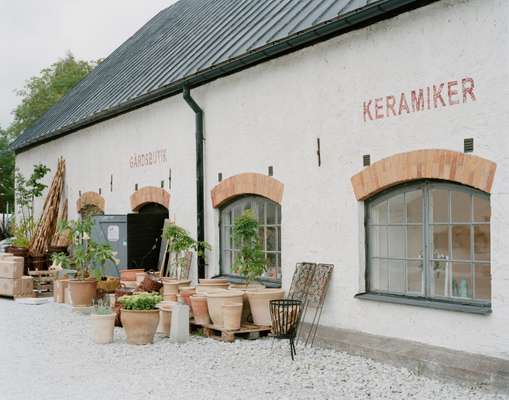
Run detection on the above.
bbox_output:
[11,0,427,151]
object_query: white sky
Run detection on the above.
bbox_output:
[0,0,176,129]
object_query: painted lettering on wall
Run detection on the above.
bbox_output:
[129,149,167,168]
[363,77,476,122]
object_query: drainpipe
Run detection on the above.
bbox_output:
[183,87,205,279]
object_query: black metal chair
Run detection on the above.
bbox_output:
[269,299,303,360]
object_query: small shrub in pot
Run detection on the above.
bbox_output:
[119,293,162,345]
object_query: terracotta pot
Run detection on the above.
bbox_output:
[196,282,230,294]
[157,305,173,337]
[30,255,48,271]
[190,295,210,325]
[199,278,229,284]
[206,290,243,327]
[53,280,66,303]
[223,302,243,330]
[119,269,145,281]
[229,283,265,290]
[91,313,115,344]
[163,280,191,296]
[135,272,146,285]
[235,287,264,323]
[120,309,160,345]
[246,289,285,326]
[179,287,196,307]
[163,293,177,302]
[68,279,98,307]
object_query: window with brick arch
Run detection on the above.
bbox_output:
[220,196,281,283]
[366,181,491,305]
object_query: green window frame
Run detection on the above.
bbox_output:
[366,181,491,307]
[219,195,282,283]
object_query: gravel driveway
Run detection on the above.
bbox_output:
[0,299,507,400]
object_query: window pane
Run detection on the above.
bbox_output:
[474,196,490,222]
[431,260,448,297]
[265,253,278,280]
[431,225,449,259]
[388,260,405,293]
[224,227,232,250]
[222,209,231,225]
[369,226,388,258]
[388,226,405,258]
[277,227,281,252]
[451,191,472,223]
[266,227,277,251]
[431,189,449,223]
[389,194,405,224]
[474,263,491,301]
[258,227,265,250]
[257,200,265,224]
[406,190,422,223]
[452,262,473,298]
[406,226,422,259]
[370,201,387,225]
[474,225,490,261]
[407,261,423,294]
[369,258,388,291]
[451,225,471,260]
[267,203,277,225]
[223,251,232,274]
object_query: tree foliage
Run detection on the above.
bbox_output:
[7,52,99,138]
[0,128,15,213]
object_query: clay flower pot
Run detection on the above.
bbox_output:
[53,280,66,303]
[120,269,145,281]
[223,302,243,330]
[199,278,229,284]
[179,286,196,307]
[206,290,243,327]
[91,313,115,344]
[69,279,98,307]
[163,280,192,296]
[190,295,210,325]
[157,304,173,337]
[246,289,285,326]
[135,272,146,285]
[163,293,177,302]
[120,309,160,345]
[196,282,230,294]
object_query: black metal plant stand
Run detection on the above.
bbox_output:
[270,299,303,360]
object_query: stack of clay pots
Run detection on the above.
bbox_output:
[162,279,192,302]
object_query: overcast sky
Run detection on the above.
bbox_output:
[0,0,176,129]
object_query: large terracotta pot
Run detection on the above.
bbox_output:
[120,309,160,345]
[223,303,242,330]
[196,282,230,294]
[53,280,66,303]
[91,313,115,344]
[199,278,229,284]
[179,287,196,307]
[120,269,145,281]
[190,295,210,325]
[234,287,265,323]
[157,304,173,337]
[246,289,285,326]
[206,290,243,327]
[163,280,191,296]
[69,279,98,307]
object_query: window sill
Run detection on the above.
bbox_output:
[355,292,492,315]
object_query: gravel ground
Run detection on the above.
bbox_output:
[0,299,507,400]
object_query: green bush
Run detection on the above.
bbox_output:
[118,293,162,310]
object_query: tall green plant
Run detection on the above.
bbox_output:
[162,223,211,279]
[232,209,266,286]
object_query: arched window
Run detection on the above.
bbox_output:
[366,181,490,305]
[220,195,281,282]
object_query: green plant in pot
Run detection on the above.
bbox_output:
[9,164,50,270]
[118,293,163,345]
[91,300,115,344]
[161,222,211,281]
[52,217,119,307]
[232,209,284,326]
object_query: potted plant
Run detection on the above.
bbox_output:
[10,164,50,272]
[232,209,284,326]
[91,300,116,344]
[118,292,162,345]
[52,218,119,307]
[91,242,121,294]
[161,222,210,293]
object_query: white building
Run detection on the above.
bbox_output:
[11,0,509,385]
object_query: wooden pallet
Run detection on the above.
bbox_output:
[199,323,272,343]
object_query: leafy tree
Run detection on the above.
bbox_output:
[0,128,15,213]
[7,52,99,138]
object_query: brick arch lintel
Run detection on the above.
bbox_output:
[211,173,284,208]
[351,149,497,201]
[130,186,170,212]
[76,191,105,214]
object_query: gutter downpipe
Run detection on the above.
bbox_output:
[183,86,205,279]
